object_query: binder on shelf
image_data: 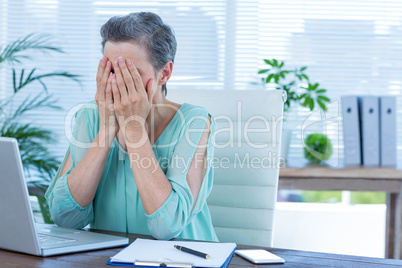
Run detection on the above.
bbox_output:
[341,96,362,166]
[107,238,237,268]
[380,96,397,166]
[359,96,380,166]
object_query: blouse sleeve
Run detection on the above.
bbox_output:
[45,103,98,229]
[146,109,215,240]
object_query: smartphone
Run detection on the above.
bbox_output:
[235,249,285,264]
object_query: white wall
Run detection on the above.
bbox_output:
[273,202,386,258]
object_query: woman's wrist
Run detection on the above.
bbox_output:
[124,127,148,149]
[98,127,116,148]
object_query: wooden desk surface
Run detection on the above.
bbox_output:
[279,159,402,193]
[281,159,402,180]
[1,230,402,268]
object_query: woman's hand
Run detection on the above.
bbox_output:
[111,57,154,145]
[95,56,119,146]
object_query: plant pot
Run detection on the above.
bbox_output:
[280,129,292,162]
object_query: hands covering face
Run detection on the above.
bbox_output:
[95,56,155,143]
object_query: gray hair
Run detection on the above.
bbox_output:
[100,12,177,96]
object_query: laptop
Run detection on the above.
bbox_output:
[0,137,129,256]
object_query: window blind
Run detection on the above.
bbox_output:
[0,0,401,168]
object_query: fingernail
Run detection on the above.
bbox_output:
[106,61,111,68]
[114,61,119,67]
[126,59,132,66]
[118,57,124,63]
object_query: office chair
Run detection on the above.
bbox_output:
[167,89,284,247]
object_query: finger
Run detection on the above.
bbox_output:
[126,59,146,99]
[96,57,107,100]
[105,72,113,107]
[118,57,136,97]
[100,61,112,101]
[111,74,121,107]
[113,59,129,102]
[96,56,107,83]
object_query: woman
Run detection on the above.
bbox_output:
[45,12,218,242]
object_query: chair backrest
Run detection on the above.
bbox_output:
[167,89,284,247]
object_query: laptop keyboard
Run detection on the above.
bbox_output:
[38,233,76,245]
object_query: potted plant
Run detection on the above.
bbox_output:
[304,133,333,164]
[258,59,331,161]
[0,33,79,223]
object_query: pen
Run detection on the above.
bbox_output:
[174,245,210,259]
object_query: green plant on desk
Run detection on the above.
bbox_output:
[258,59,332,160]
[0,33,80,223]
[303,133,333,164]
[258,59,331,113]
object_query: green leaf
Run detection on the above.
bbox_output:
[302,74,309,80]
[302,96,311,107]
[311,83,319,90]
[317,99,328,111]
[309,98,315,111]
[299,93,307,100]
[279,61,284,68]
[316,89,327,94]
[19,69,25,90]
[258,69,270,74]
[273,59,278,67]
[266,73,275,83]
[0,33,64,64]
[12,69,17,93]
[274,74,279,83]
[8,93,61,120]
[300,66,307,71]
[317,95,331,102]
[264,59,272,65]
[12,69,81,94]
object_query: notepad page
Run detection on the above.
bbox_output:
[110,238,236,267]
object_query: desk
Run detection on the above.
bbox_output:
[279,161,402,259]
[1,230,402,267]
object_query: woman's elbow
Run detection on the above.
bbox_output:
[147,216,186,240]
[50,207,93,230]
[146,193,192,240]
[148,224,183,240]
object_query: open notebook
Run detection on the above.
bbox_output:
[107,238,237,268]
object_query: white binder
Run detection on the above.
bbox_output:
[341,96,361,166]
[359,96,380,166]
[380,96,397,166]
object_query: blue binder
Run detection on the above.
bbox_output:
[380,96,397,166]
[359,96,380,166]
[341,96,362,166]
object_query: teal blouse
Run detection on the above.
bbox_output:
[45,101,218,242]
